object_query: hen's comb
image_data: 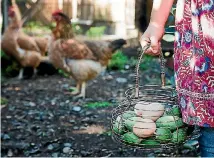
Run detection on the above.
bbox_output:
[8,6,15,11]
[52,10,63,16]
[52,11,71,24]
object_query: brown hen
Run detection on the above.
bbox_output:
[1,6,49,79]
[49,11,126,98]
[11,1,49,56]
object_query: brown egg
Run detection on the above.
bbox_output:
[133,118,156,138]
[134,102,165,121]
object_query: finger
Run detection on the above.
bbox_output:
[140,37,150,47]
[152,41,161,55]
[145,47,153,54]
[150,36,159,54]
[140,36,152,54]
[146,51,159,56]
[144,45,160,56]
[140,42,153,54]
[140,40,149,48]
[146,45,161,56]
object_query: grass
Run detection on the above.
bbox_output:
[85,101,112,108]
[0,97,8,105]
[58,69,69,78]
[101,130,112,136]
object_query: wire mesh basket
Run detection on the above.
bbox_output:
[111,44,194,150]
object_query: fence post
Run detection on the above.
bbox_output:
[72,0,78,19]
[3,0,9,32]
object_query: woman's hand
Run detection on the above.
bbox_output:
[140,23,165,56]
[140,0,174,55]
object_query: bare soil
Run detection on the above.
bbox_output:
[1,69,198,157]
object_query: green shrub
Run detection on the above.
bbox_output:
[129,55,155,71]
[139,55,154,70]
[86,26,106,38]
[108,50,128,70]
[72,24,83,35]
[1,50,20,77]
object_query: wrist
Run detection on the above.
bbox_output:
[149,21,165,28]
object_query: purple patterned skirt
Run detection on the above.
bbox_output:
[174,0,214,127]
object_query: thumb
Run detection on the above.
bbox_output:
[150,36,159,54]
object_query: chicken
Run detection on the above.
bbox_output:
[49,11,126,98]
[10,1,49,56]
[16,32,40,52]
[16,32,50,57]
[1,6,49,79]
[52,10,75,40]
[33,36,50,56]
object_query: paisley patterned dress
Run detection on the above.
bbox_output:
[174,0,214,127]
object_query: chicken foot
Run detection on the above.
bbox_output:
[70,82,81,95]
[70,81,86,99]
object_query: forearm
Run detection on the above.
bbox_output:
[150,0,174,27]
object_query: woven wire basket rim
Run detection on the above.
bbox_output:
[111,94,197,150]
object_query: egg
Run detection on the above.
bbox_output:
[134,102,165,121]
[133,118,156,138]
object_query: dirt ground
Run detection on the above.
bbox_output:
[1,69,199,157]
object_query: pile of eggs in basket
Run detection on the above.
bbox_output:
[112,101,188,147]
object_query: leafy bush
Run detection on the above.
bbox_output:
[72,24,83,35]
[108,50,128,70]
[139,55,156,70]
[128,55,156,71]
[23,21,52,36]
[86,26,106,38]
[1,50,20,77]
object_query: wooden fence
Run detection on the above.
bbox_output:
[28,0,137,37]
[30,0,135,24]
[8,0,153,38]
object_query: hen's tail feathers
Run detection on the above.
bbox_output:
[110,39,127,52]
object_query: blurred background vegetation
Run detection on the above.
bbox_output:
[1,0,176,82]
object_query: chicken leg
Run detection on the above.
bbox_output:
[18,68,24,79]
[32,68,38,78]
[74,82,86,99]
[70,81,81,95]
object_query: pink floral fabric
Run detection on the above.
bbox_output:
[174,0,214,127]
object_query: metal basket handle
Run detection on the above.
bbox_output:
[135,43,166,98]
